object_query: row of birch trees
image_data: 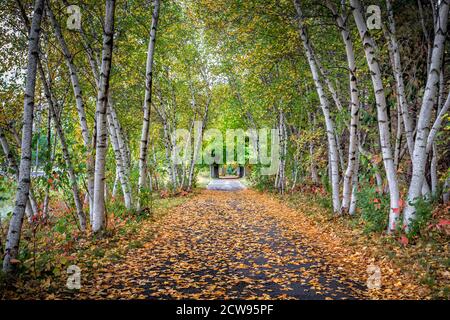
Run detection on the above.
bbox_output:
[1,0,214,273]
[0,0,449,274]
[193,0,449,232]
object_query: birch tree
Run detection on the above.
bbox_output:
[384,0,415,157]
[325,0,360,212]
[106,95,132,209]
[138,0,160,210]
[3,0,45,272]
[92,0,116,233]
[15,0,87,230]
[404,0,449,228]
[75,18,132,210]
[38,63,86,231]
[293,0,341,213]
[47,3,95,220]
[350,0,400,231]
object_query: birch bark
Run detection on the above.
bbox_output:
[326,1,360,212]
[106,99,132,209]
[47,4,95,220]
[38,63,86,231]
[138,0,160,210]
[351,0,400,231]
[385,0,415,156]
[3,0,45,272]
[404,0,449,227]
[92,0,116,233]
[294,0,341,213]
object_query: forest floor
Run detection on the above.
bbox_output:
[2,188,446,300]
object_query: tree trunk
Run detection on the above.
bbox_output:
[152,143,159,191]
[47,3,95,221]
[92,0,116,234]
[294,0,341,213]
[106,99,132,209]
[443,176,450,203]
[112,169,119,198]
[188,121,204,190]
[349,148,360,215]
[39,65,86,231]
[110,106,130,178]
[404,0,449,228]
[326,1,360,212]
[277,110,287,194]
[42,105,54,219]
[138,0,160,210]
[351,0,400,232]
[385,0,415,156]
[393,98,403,168]
[426,92,450,154]
[430,144,438,195]
[3,0,45,273]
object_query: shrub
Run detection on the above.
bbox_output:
[357,185,389,233]
[408,198,433,238]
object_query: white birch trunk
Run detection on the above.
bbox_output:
[110,106,130,177]
[385,0,415,156]
[430,144,438,195]
[92,0,116,233]
[112,169,119,197]
[351,0,400,231]
[349,148,360,215]
[138,0,160,210]
[3,0,44,272]
[294,0,341,213]
[426,91,450,154]
[326,1,360,212]
[393,98,403,168]
[106,101,132,209]
[47,4,95,221]
[37,60,86,231]
[42,110,53,219]
[404,0,449,228]
[188,122,203,190]
[443,176,450,203]
[313,54,343,111]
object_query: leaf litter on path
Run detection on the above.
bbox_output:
[74,190,368,300]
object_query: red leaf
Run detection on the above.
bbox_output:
[437,219,450,226]
[399,236,409,246]
[393,207,400,214]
